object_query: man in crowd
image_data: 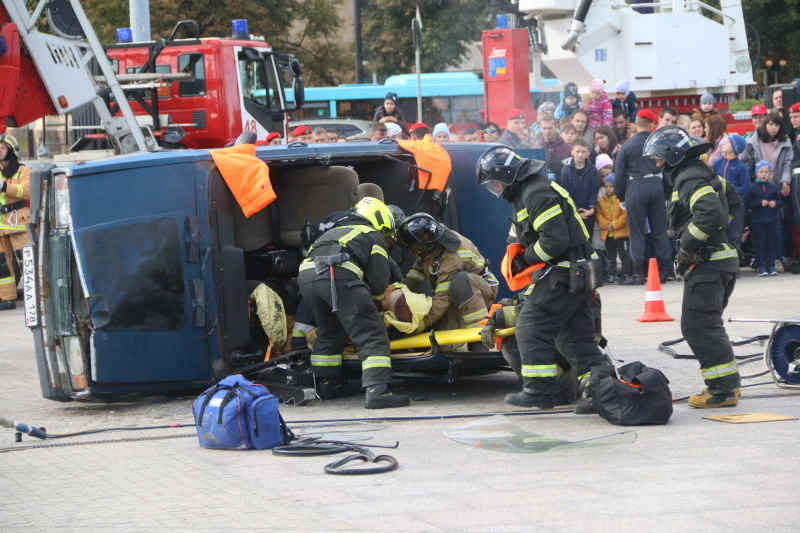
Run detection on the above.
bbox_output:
[612,108,634,144]
[498,109,529,149]
[408,123,431,140]
[534,114,572,176]
[658,106,679,127]
[613,109,673,284]
[462,127,481,142]
[289,125,313,143]
[369,122,388,142]
[312,127,328,143]
[326,129,339,143]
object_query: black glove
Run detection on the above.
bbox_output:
[511,254,530,276]
[675,247,703,269]
[480,317,496,349]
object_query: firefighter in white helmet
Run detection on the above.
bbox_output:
[0,135,29,310]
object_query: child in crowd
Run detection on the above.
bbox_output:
[558,138,598,235]
[373,92,407,132]
[746,161,783,276]
[582,79,613,130]
[560,123,579,146]
[593,154,614,281]
[612,79,638,122]
[596,174,630,283]
[432,123,451,142]
[712,134,750,248]
[692,93,719,122]
[555,82,582,122]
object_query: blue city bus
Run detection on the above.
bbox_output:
[286,72,560,126]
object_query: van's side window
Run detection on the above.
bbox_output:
[178,53,206,97]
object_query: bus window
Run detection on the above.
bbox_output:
[178,53,206,97]
[451,95,483,124]
[337,100,376,121]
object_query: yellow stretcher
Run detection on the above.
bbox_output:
[389,327,515,350]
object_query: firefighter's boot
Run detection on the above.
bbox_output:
[687,388,740,408]
[364,384,410,409]
[0,300,16,310]
[316,378,356,400]
[504,391,556,409]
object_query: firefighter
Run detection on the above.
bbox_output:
[476,145,607,410]
[393,213,499,336]
[0,135,29,310]
[643,126,742,408]
[297,197,410,409]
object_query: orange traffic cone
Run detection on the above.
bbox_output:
[636,258,674,322]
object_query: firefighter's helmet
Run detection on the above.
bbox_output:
[395,213,444,256]
[643,126,712,167]
[0,134,19,160]
[353,197,395,236]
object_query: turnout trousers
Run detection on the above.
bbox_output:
[298,270,392,388]
[625,178,672,266]
[681,265,740,394]
[515,268,606,395]
[0,232,25,301]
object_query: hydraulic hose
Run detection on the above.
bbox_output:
[562,0,592,50]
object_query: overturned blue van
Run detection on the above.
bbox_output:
[25,141,541,401]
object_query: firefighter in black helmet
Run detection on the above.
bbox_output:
[298,197,410,409]
[476,145,607,410]
[393,213,498,335]
[643,126,742,408]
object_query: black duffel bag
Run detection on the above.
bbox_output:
[591,362,673,426]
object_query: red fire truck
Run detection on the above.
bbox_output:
[0,0,304,152]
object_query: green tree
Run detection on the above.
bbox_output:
[743,0,800,81]
[79,0,352,85]
[362,0,493,79]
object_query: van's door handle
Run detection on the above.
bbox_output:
[185,215,200,262]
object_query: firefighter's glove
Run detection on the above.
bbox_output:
[510,254,530,276]
[675,247,703,269]
[480,317,497,350]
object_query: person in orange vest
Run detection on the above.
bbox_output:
[0,135,29,310]
[477,145,607,412]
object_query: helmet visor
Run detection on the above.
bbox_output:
[476,146,524,194]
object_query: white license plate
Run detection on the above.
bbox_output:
[22,245,39,328]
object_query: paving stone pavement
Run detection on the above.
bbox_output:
[1,267,799,532]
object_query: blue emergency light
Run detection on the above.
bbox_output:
[496,14,509,29]
[232,19,249,40]
[116,28,133,44]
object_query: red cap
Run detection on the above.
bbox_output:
[408,122,430,133]
[750,104,768,116]
[255,140,268,146]
[291,125,313,136]
[637,109,658,123]
[787,103,800,115]
[265,132,281,142]
[506,108,526,121]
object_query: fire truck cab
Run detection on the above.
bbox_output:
[104,20,305,149]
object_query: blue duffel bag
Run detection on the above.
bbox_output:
[193,375,292,450]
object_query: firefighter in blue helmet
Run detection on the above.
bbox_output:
[643,126,742,408]
[298,197,410,409]
[476,145,607,411]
